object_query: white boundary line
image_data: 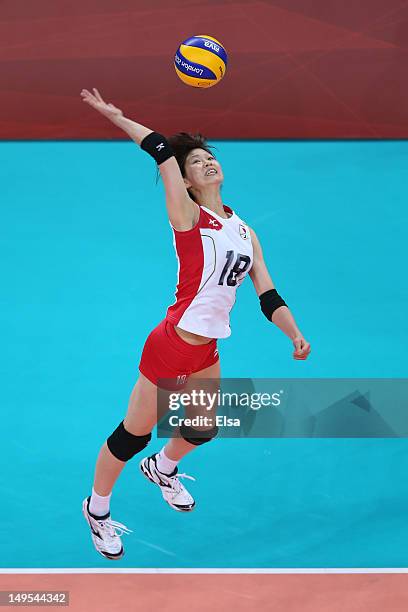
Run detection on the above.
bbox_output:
[1,568,408,574]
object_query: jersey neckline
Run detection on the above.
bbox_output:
[199,204,234,221]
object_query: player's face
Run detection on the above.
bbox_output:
[184,148,223,191]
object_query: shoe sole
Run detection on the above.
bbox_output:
[82,499,125,560]
[139,460,195,513]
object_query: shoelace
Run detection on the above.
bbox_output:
[168,473,196,498]
[98,518,133,539]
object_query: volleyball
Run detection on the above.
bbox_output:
[174,35,228,88]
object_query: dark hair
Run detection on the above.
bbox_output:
[155,132,217,203]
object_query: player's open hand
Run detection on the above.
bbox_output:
[292,336,311,360]
[80,88,123,121]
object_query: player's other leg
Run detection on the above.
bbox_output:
[140,360,220,511]
[83,373,158,559]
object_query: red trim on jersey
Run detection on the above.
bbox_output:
[222,204,233,217]
[166,206,223,326]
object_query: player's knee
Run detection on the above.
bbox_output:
[107,420,151,461]
[180,423,218,446]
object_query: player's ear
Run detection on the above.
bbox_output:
[183,177,192,189]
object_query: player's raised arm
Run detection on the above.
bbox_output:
[249,228,311,360]
[81,88,197,231]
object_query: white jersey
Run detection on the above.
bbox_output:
[166,204,253,338]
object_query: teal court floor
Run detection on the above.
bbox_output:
[1,140,407,568]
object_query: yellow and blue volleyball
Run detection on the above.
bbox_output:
[174,35,228,88]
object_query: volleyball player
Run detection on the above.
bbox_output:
[80,88,311,559]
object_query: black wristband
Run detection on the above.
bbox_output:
[259,289,287,321]
[140,131,174,165]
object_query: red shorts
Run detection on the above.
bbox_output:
[139,319,219,389]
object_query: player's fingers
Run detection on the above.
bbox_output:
[81,94,96,105]
[93,88,105,103]
[82,96,97,107]
[293,345,311,359]
[81,90,98,103]
[297,340,310,352]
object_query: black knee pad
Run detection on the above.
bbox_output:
[107,421,151,462]
[180,423,218,446]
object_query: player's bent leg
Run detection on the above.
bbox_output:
[140,360,221,512]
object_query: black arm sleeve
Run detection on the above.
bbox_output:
[140,132,174,165]
[259,289,287,321]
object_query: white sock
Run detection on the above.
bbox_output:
[156,447,178,475]
[89,487,111,517]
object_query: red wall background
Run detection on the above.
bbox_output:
[1,0,407,139]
